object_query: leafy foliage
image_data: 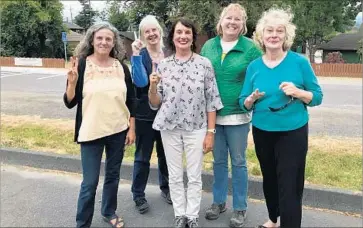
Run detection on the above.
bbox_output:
[0,0,65,58]
[74,0,98,30]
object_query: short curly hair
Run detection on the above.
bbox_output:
[216,3,248,36]
[253,7,296,52]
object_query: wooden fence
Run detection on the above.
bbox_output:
[0,57,65,68]
[0,57,362,77]
[311,63,362,78]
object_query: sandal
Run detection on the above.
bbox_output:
[102,214,125,228]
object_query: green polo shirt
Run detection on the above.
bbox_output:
[200,35,262,116]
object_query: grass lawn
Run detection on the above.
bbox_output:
[1,114,361,192]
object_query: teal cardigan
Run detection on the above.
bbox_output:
[239,51,323,131]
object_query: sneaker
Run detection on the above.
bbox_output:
[135,198,149,214]
[187,217,199,228]
[205,202,227,220]
[229,210,247,228]
[161,191,173,204]
[174,216,187,228]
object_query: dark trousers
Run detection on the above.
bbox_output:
[252,124,308,228]
[76,131,127,228]
[131,119,169,201]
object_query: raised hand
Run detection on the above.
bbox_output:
[149,62,160,90]
[131,39,143,55]
[67,57,78,87]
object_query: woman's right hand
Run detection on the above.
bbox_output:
[149,72,160,91]
[149,63,160,91]
[67,57,78,88]
[244,89,265,109]
[132,39,143,55]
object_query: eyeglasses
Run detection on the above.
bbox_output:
[268,96,294,112]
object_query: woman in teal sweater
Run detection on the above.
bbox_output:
[239,7,323,228]
[200,3,262,227]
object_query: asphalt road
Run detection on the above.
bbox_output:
[1,165,361,227]
[1,67,362,137]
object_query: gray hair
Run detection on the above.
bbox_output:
[138,15,165,49]
[74,22,126,60]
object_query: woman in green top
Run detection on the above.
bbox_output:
[200,3,262,227]
[239,7,323,228]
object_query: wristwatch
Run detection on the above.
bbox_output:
[207,128,216,134]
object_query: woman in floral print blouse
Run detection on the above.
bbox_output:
[148,18,223,228]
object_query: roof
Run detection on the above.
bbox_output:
[119,31,136,41]
[67,31,84,42]
[319,30,362,51]
[63,21,84,30]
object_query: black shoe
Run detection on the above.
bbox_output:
[161,191,172,204]
[135,198,149,214]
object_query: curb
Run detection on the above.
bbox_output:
[1,147,361,214]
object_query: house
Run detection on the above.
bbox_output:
[319,26,362,63]
[63,22,85,56]
[63,21,85,34]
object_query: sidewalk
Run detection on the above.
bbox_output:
[1,165,361,227]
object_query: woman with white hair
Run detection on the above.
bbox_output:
[64,22,136,228]
[130,15,171,214]
[239,7,323,228]
[201,3,262,227]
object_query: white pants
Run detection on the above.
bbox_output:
[160,128,206,218]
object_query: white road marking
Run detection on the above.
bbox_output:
[36,74,65,80]
[0,72,27,78]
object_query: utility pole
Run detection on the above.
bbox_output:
[70,5,73,23]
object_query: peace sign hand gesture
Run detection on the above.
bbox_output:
[67,57,78,88]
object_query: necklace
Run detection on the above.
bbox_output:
[173,52,194,66]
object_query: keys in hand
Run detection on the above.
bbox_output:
[67,57,78,87]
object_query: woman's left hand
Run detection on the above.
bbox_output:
[125,129,136,145]
[203,133,214,154]
[279,82,302,98]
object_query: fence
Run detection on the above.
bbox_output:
[311,63,362,78]
[0,57,65,68]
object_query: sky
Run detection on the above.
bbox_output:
[62,1,362,28]
[61,0,107,22]
[355,12,362,27]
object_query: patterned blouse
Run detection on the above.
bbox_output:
[151,54,224,131]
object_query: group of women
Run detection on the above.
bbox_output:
[64,3,322,228]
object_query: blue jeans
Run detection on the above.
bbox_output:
[212,123,250,211]
[131,119,169,201]
[76,131,127,228]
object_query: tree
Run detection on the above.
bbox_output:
[104,0,130,31]
[288,0,361,62]
[0,0,65,58]
[125,0,179,33]
[74,0,98,30]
